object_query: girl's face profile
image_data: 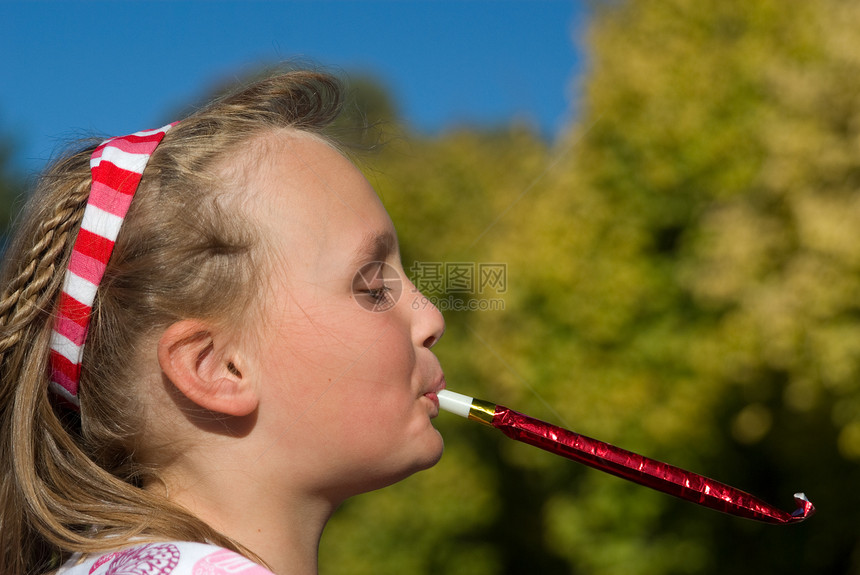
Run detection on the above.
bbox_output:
[245,131,446,499]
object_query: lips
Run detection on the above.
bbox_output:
[422,374,446,415]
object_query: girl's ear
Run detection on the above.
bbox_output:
[157,320,258,417]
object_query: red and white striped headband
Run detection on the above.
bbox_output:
[49,123,174,407]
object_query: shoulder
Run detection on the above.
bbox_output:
[57,541,274,575]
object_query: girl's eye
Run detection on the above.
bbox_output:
[352,261,403,312]
[363,285,396,311]
[366,285,391,301]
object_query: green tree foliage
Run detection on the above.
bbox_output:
[0,134,25,239]
[331,73,401,150]
[321,1,860,574]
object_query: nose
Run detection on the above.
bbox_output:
[409,286,446,349]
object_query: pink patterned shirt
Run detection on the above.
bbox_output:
[57,541,275,575]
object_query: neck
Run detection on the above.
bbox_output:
[155,459,338,575]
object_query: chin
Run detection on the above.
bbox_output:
[378,431,446,491]
[409,428,446,474]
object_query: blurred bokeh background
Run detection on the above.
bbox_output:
[3,1,859,573]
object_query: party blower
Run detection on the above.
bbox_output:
[437,390,814,524]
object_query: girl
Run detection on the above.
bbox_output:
[0,71,447,575]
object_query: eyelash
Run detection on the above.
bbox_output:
[365,285,393,303]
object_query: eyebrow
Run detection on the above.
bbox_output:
[350,230,398,269]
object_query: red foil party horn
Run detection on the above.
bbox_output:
[437,390,814,524]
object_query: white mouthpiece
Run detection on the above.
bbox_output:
[437,389,474,418]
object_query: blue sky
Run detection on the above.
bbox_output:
[0,1,587,177]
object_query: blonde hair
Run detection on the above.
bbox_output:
[0,70,342,574]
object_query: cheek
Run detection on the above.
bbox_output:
[358,330,418,393]
[259,313,416,408]
[326,393,443,472]
[321,309,416,382]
